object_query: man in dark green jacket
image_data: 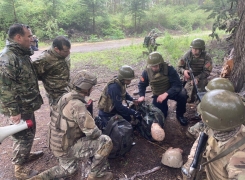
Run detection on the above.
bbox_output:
[32,36,71,106]
[0,23,43,179]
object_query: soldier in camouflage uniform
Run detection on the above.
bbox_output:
[0,23,44,179]
[177,38,213,103]
[182,89,245,180]
[29,70,113,180]
[32,36,71,106]
[138,52,188,126]
[148,33,158,53]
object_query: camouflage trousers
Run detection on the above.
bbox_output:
[184,78,208,103]
[8,113,36,165]
[36,135,113,179]
[147,45,157,53]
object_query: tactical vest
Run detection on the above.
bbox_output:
[204,126,245,180]
[185,51,206,77]
[98,79,126,113]
[49,92,86,157]
[146,63,170,96]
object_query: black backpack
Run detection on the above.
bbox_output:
[132,103,165,141]
[143,36,151,48]
[102,115,133,159]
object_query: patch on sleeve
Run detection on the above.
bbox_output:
[140,76,144,82]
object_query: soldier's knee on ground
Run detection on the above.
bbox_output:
[97,135,113,157]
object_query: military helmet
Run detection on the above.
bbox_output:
[71,70,97,91]
[147,52,164,66]
[153,33,158,37]
[151,123,165,141]
[199,89,245,131]
[161,148,183,168]
[118,65,135,80]
[205,78,235,92]
[190,38,205,50]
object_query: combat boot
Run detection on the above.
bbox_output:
[28,151,44,162]
[15,165,38,180]
[87,172,113,180]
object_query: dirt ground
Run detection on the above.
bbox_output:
[0,38,222,180]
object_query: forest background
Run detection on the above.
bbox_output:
[0,0,225,47]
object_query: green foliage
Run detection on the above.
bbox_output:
[200,0,238,40]
[88,34,103,42]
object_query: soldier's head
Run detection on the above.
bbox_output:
[161,147,183,168]
[53,36,71,58]
[147,52,164,72]
[8,23,33,49]
[190,38,205,57]
[198,89,245,132]
[205,78,235,92]
[71,70,97,96]
[153,33,158,38]
[117,65,135,85]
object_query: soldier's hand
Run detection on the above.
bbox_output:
[138,96,145,102]
[10,114,21,124]
[184,70,190,79]
[157,93,168,103]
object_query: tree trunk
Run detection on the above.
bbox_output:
[230,0,245,92]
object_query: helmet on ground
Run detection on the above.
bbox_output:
[161,147,183,168]
[118,65,135,80]
[190,38,205,50]
[71,70,97,91]
[147,52,164,66]
[198,89,245,131]
[151,123,165,141]
[205,78,235,92]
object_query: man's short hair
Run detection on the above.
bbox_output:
[8,23,30,39]
[52,36,71,50]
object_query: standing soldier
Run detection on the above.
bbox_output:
[138,52,188,126]
[177,38,212,103]
[182,89,245,180]
[148,33,159,53]
[29,70,113,180]
[32,36,71,106]
[0,23,43,179]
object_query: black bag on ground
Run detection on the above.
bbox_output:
[132,103,165,141]
[143,36,151,47]
[102,115,133,159]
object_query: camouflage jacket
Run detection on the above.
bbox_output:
[177,50,212,81]
[49,90,101,157]
[187,125,245,180]
[32,46,70,105]
[0,40,43,116]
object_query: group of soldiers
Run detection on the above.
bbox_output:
[0,23,245,180]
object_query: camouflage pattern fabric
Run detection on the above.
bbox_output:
[183,125,245,180]
[35,91,113,179]
[10,113,36,165]
[147,37,157,53]
[0,40,43,116]
[187,121,206,139]
[33,135,112,179]
[177,50,212,103]
[32,46,70,105]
